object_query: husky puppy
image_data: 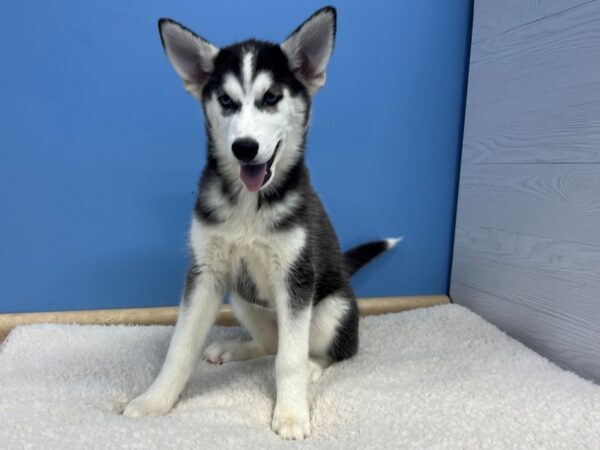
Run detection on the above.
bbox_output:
[123,6,398,440]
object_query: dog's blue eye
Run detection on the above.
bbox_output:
[218,94,234,108]
[263,91,282,106]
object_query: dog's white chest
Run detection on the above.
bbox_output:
[190,213,307,305]
[234,241,277,305]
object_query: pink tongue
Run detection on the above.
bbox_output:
[240,164,267,192]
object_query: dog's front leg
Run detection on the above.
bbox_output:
[123,269,225,417]
[271,264,314,440]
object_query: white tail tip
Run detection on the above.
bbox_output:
[385,237,404,249]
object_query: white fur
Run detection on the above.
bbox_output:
[222,74,245,103]
[271,305,312,439]
[251,72,274,97]
[242,51,254,93]
[386,236,404,249]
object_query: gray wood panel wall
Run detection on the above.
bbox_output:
[450,0,600,381]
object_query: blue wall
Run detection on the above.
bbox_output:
[0,1,471,313]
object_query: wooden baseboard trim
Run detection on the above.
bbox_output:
[0,295,449,343]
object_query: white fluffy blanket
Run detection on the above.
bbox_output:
[1,304,599,449]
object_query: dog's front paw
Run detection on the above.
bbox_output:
[123,392,175,417]
[271,406,311,440]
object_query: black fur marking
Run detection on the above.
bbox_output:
[254,46,312,126]
[292,187,357,307]
[270,199,307,232]
[193,154,232,224]
[204,153,240,205]
[220,177,240,205]
[254,45,309,99]
[194,188,222,224]
[194,202,220,224]
[202,42,247,100]
[235,260,269,308]
[194,186,223,224]
[314,268,347,302]
[327,297,359,362]
[344,240,392,276]
[287,247,315,312]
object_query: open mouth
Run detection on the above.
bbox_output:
[239,142,280,192]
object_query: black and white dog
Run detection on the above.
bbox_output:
[123,6,399,440]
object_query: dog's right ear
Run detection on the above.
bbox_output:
[158,18,219,98]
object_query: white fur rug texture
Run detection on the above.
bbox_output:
[1,304,599,449]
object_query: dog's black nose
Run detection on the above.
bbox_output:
[232,138,259,163]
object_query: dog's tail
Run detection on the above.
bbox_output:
[343,237,402,276]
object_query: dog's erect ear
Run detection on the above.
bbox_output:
[158,18,219,98]
[281,6,336,95]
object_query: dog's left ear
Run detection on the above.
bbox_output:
[281,6,336,95]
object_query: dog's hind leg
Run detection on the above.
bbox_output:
[205,295,327,384]
[309,293,358,366]
[204,294,278,364]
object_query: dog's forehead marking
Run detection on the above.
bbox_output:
[217,49,279,105]
[242,51,254,94]
[223,74,244,101]
[222,70,273,104]
[252,72,273,96]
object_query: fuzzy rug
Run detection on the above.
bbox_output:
[1,304,599,449]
